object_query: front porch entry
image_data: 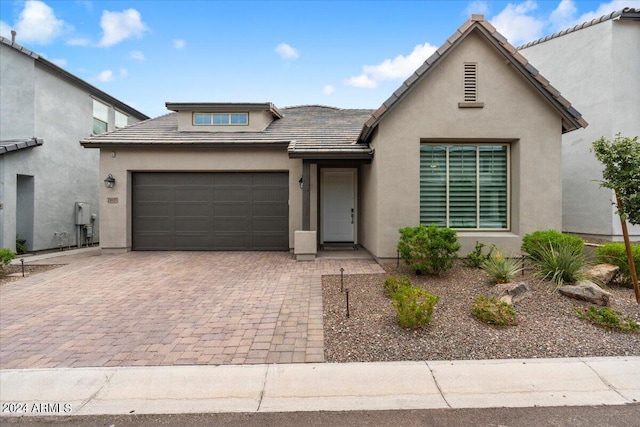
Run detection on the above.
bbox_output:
[321,168,356,244]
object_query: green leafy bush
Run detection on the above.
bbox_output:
[16,238,27,255]
[531,241,586,287]
[471,295,517,326]
[397,224,461,275]
[392,286,439,328]
[466,241,495,268]
[596,243,640,288]
[0,248,17,277]
[575,306,639,333]
[481,249,522,284]
[384,276,412,297]
[521,230,584,261]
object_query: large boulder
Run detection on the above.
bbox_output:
[559,281,612,306]
[585,263,619,286]
[490,281,531,306]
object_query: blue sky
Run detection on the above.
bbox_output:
[1,0,638,117]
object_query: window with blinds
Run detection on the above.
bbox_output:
[463,63,478,102]
[420,144,509,230]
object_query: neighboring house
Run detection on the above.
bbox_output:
[81,15,586,259]
[520,7,640,241]
[0,35,149,252]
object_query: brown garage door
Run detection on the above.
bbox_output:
[132,172,289,250]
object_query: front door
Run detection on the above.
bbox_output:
[321,169,355,242]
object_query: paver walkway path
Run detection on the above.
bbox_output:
[0,252,383,369]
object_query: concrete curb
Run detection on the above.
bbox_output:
[1,357,638,417]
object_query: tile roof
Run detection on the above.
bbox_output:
[519,8,640,49]
[0,36,149,120]
[166,102,284,119]
[81,105,375,159]
[358,14,588,142]
[0,137,43,155]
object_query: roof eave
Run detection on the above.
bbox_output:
[80,141,291,149]
[165,102,284,119]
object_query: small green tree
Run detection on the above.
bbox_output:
[592,134,640,303]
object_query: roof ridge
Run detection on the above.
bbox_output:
[518,7,639,49]
[358,14,587,142]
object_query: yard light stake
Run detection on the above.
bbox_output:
[340,267,344,292]
[397,250,400,268]
[346,289,350,318]
[522,254,526,276]
[21,258,25,277]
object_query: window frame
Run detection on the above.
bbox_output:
[115,110,128,129]
[192,112,249,126]
[420,143,511,231]
[92,99,110,135]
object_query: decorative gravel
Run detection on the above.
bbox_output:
[323,261,640,362]
[0,265,62,286]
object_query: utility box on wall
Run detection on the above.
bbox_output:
[75,202,91,225]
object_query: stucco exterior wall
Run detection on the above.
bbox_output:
[0,42,144,251]
[521,19,640,239]
[361,30,563,258]
[98,148,302,251]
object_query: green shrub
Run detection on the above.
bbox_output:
[466,241,495,268]
[471,295,517,326]
[0,248,17,277]
[596,243,640,288]
[480,249,522,284]
[531,241,586,287]
[16,238,27,255]
[397,224,461,275]
[575,306,639,333]
[521,230,584,261]
[384,276,412,297]
[392,286,439,328]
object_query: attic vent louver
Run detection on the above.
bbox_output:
[463,63,478,102]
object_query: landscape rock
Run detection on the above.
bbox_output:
[558,281,612,306]
[491,281,531,306]
[586,263,619,286]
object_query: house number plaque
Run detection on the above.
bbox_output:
[107,197,119,204]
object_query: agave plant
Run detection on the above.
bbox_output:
[481,249,522,284]
[531,241,586,288]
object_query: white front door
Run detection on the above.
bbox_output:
[322,169,355,242]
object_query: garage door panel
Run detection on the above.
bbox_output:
[133,172,288,250]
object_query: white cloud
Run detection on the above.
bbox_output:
[8,0,67,45]
[465,1,490,16]
[119,68,128,77]
[323,85,335,95]
[98,8,148,47]
[96,69,114,82]
[173,39,185,49]
[50,58,67,67]
[572,0,640,25]
[0,21,11,39]
[346,42,437,89]
[549,0,578,31]
[129,50,145,61]
[345,74,378,89]
[490,1,544,46]
[66,37,91,46]
[275,42,299,60]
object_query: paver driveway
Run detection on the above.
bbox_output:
[0,252,383,369]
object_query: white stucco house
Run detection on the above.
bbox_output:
[81,15,586,259]
[520,7,640,241]
[0,35,149,252]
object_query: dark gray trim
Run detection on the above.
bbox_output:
[80,142,291,149]
[302,160,311,231]
[288,151,373,160]
[166,102,283,118]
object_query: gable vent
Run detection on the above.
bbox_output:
[463,63,478,102]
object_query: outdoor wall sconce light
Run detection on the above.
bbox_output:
[104,174,116,188]
[299,176,304,189]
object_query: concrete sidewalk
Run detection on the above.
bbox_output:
[1,357,638,417]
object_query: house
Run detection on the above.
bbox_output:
[0,35,149,252]
[80,15,586,259]
[519,7,640,241]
